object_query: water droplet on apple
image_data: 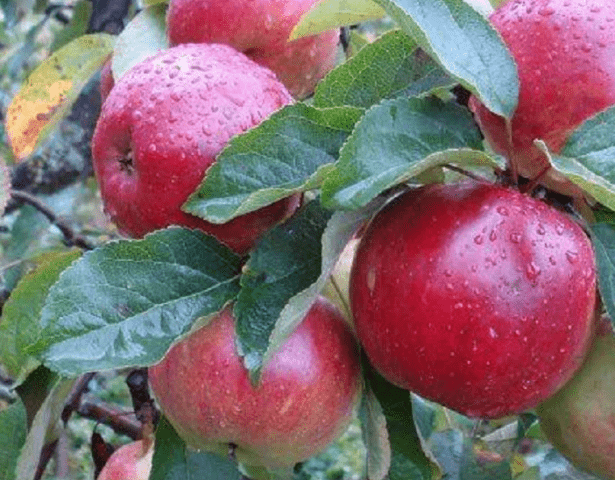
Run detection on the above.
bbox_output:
[566,250,579,263]
[526,262,541,281]
[509,232,522,243]
[496,206,509,216]
[474,234,484,245]
[489,327,498,338]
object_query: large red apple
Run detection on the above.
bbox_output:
[97,439,153,480]
[91,43,299,254]
[166,0,339,99]
[148,296,362,469]
[469,0,615,194]
[350,181,596,418]
[537,317,615,479]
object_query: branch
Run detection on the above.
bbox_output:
[10,190,94,250]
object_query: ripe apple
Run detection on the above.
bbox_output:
[350,181,596,418]
[166,0,339,99]
[469,0,615,195]
[91,43,299,254]
[97,439,153,480]
[148,296,362,469]
[537,317,615,479]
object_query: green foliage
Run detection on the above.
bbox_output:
[0,397,27,480]
[313,29,453,110]
[151,417,243,480]
[0,249,81,384]
[29,228,242,376]
[548,106,615,211]
[184,103,360,224]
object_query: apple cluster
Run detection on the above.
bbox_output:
[88,0,615,478]
[90,1,365,478]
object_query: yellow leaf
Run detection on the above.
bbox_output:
[289,0,385,40]
[5,34,115,160]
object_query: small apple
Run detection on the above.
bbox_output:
[537,317,615,480]
[469,0,615,196]
[91,43,299,254]
[97,439,153,480]
[350,181,596,418]
[148,296,362,469]
[166,0,339,98]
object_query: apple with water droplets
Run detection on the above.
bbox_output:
[537,316,615,479]
[166,0,339,99]
[91,43,299,254]
[350,181,596,418]
[97,439,153,480]
[470,0,615,197]
[148,296,362,470]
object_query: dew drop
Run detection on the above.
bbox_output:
[526,262,541,281]
[474,235,484,245]
[510,232,522,243]
[566,251,579,264]
[489,327,498,338]
[497,206,509,216]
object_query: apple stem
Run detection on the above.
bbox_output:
[442,164,491,184]
[504,118,519,185]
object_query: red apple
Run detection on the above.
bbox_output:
[91,43,299,254]
[469,0,615,195]
[537,317,615,480]
[148,296,362,469]
[97,439,153,480]
[350,181,596,418]
[166,0,339,99]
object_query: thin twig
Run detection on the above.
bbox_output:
[78,400,142,440]
[10,190,94,250]
[61,372,97,424]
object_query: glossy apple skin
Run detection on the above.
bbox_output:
[91,43,299,254]
[470,0,615,186]
[350,181,596,418]
[97,440,153,480]
[537,317,615,479]
[166,0,339,99]
[148,297,362,469]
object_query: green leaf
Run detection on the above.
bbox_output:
[321,96,492,210]
[359,389,391,480]
[314,30,453,110]
[0,249,81,384]
[112,4,168,81]
[235,201,333,376]
[289,0,385,40]
[373,0,518,119]
[262,197,386,369]
[184,103,361,224]
[5,33,115,159]
[30,228,242,376]
[591,223,615,323]
[0,397,27,480]
[50,1,93,53]
[363,362,436,480]
[547,106,615,211]
[14,377,75,480]
[151,416,243,480]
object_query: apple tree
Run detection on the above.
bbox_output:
[2,0,615,479]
